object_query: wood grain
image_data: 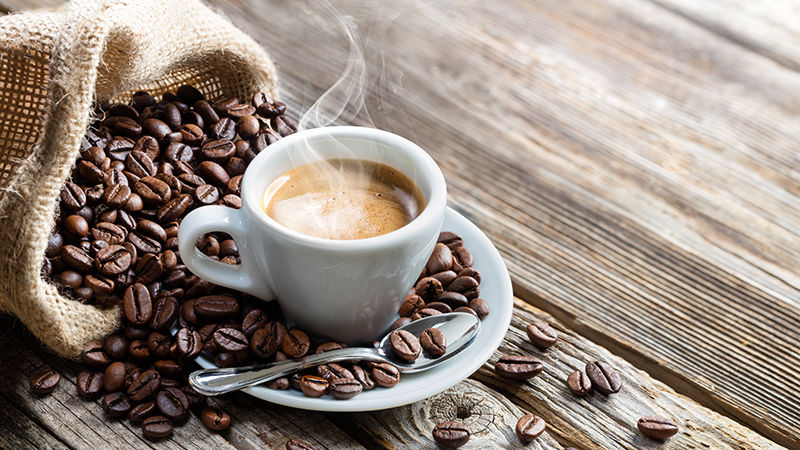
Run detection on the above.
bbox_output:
[208,0,800,445]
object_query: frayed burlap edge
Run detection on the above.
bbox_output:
[0,0,278,358]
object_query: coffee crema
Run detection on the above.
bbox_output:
[262,159,425,240]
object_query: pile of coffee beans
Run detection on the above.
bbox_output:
[395,236,489,327]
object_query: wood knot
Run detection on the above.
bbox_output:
[418,385,502,437]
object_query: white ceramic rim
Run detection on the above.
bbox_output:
[192,207,513,411]
[241,126,448,250]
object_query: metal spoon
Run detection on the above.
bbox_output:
[189,312,480,396]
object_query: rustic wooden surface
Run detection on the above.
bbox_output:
[1,0,799,448]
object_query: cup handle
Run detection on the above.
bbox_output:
[178,205,275,300]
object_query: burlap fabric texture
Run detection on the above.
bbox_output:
[0,0,278,358]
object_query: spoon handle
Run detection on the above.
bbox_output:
[189,347,385,396]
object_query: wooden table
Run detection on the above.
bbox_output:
[1,0,798,448]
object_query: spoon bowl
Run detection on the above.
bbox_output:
[189,312,480,396]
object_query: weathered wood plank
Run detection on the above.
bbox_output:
[0,393,66,449]
[0,317,361,450]
[208,0,800,445]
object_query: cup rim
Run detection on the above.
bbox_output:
[241,126,447,250]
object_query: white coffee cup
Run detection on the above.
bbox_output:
[178,126,447,344]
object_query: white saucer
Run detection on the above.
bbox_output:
[193,207,513,412]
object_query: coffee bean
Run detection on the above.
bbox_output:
[148,332,173,359]
[281,329,310,358]
[96,244,132,275]
[102,392,132,419]
[329,377,362,400]
[200,406,231,431]
[155,172,182,195]
[136,219,167,242]
[267,377,290,390]
[103,183,132,208]
[125,150,157,178]
[129,231,162,254]
[515,414,546,443]
[453,246,473,269]
[129,339,151,361]
[61,245,93,272]
[176,328,202,358]
[398,294,425,317]
[567,370,592,396]
[438,231,463,250]
[155,387,189,421]
[142,415,173,439]
[194,295,240,319]
[286,439,315,450]
[436,291,468,308]
[414,277,443,300]
[133,135,160,161]
[81,340,110,368]
[214,327,249,352]
[250,321,285,358]
[193,99,219,125]
[201,139,235,162]
[429,270,457,288]
[153,359,182,378]
[59,270,83,289]
[271,115,297,136]
[64,214,89,238]
[235,115,260,139]
[46,232,63,257]
[135,176,171,204]
[128,400,156,424]
[585,360,621,394]
[420,327,446,357]
[30,370,60,395]
[164,142,193,163]
[61,182,86,210]
[107,137,135,161]
[390,329,421,361]
[157,194,191,222]
[103,334,128,360]
[149,296,178,330]
[371,362,400,388]
[104,361,127,393]
[352,365,375,390]
[127,369,161,402]
[526,321,558,348]
[411,308,442,321]
[494,355,544,380]
[448,276,479,298]
[637,416,679,440]
[76,370,104,398]
[468,297,490,319]
[241,309,268,337]
[123,283,153,325]
[198,161,230,186]
[92,221,126,244]
[432,421,470,448]
[221,194,241,209]
[426,243,453,274]
[195,184,219,204]
[299,375,328,398]
[135,253,163,284]
[314,342,343,354]
[214,352,236,368]
[180,124,205,145]
[390,316,411,330]
[210,117,236,140]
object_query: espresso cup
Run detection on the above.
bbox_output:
[178,126,447,344]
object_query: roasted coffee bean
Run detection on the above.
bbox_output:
[194,295,240,319]
[59,270,83,289]
[135,253,163,284]
[96,244,132,275]
[194,99,220,124]
[163,142,192,163]
[250,322,284,358]
[81,340,111,368]
[127,369,161,402]
[221,194,241,208]
[218,239,238,257]
[286,438,315,450]
[420,327,446,357]
[157,194,191,222]
[241,309,268,337]
[329,377,362,400]
[468,298,490,319]
[314,342,343,354]
[271,115,297,136]
[208,116,236,140]
[214,352,237,368]
[225,103,256,119]
[411,308,442,321]
[92,222,126,244]
[299,375,328,398]
[129,231,162,255]
[124,324,149,340]
[174,84,203,104]
[214,327,249,352]
[198,161,230,186]
[352,365,375,391]
[176,328,202,358]
[118,209,138,231]
[78,160,105,184]
[637,416,679,440]
[129,339,151,361]
[266,377,290,390]
[61,182,86,210]
[197,235,220,256]
[198,324,223,352]
[125,150,157,178]
[142,415,173,439]
[107,137,135,161]
[63,214,89,238]
[201,139,235,162]
[133,135,160,161]
[103,334,128,360]
[98,208,119,224]
[123,283,152,324]
[123,362,140,389]
[432,421,470,448]
[61,245,93,272]
[135,218,167,243]
[125,192,144,212]
[390,317,411,330]
[77,370,104,398]
[135,176,171,204]
[200,406,231,431]
[585,361,621,394]
[104,361,127,393]
[515,414,546,443]
[180,384,206,409]
[128,401,157,424]
[155,172,182,195]
[46,232,63,258]
[103,184,132,208]
[148,332,172,359]
[227,175,242,195]
[398,294,425,317]
[30,370,60,395]
[180,123,204,145]
[149,296,178,330]
[371,362,400,388]
[102,392,131,418]
[526,321,558,348]
[436,292,468,308]
[567,370,592,396]
[453,246,473,269]
[437,231,463,249]
[281,329,310,358]
[414,277,444,300]
[155,387,189,421]
[429,270,457,288]
[153,359,182,378]
[235,115,260,139]
[390,329,421,361]
[317,363,353,382]
[494,355,544,380]
[132,92,156,111]
[426,243,453,274]
[194,184,219,204]
[448,276,479,295]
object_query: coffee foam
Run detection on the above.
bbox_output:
[263,159,424,240]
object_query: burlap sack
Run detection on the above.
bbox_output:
[0,0,278,358]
